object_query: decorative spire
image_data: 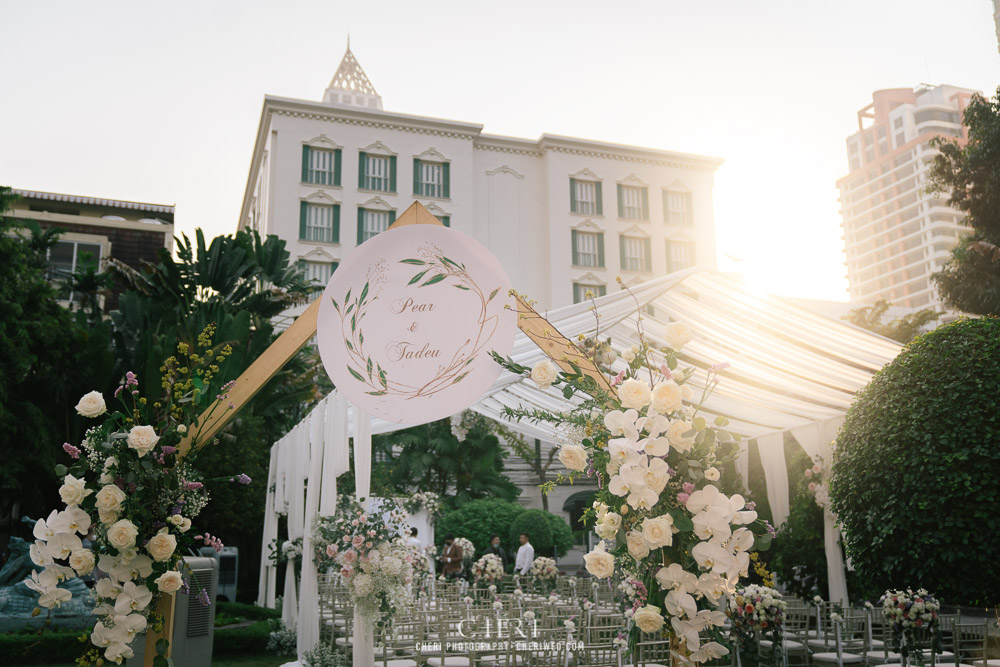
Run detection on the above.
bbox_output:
[323,40,383,110]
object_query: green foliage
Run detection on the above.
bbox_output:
[842,299,941,343]
[216,620,274,656]
[926,88,1000,314]
[435,497,526,560]
[373,418,520,504]
[508,509,554,558]
[216,600,281,622]
[0,187,117,519]
[830,317,1000,606]
[0,628,89,664]
[538,509,573,558]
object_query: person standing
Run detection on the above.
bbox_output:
[486,534,508,572]
[407,527,421,549]
[439,533,463,579]
[514,532,534,576]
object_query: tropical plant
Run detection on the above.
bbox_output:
[927,87,1000,314]
[842,300,941,343]
[830,317,1000,606]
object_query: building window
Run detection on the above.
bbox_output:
[617,185,649,220]
[619,235,652,272]
[301,146,341,186]
[414,159,450,198]
[357,207,396,244]
[573,283,607,304]
[299,202,340,243]
[48,240,102,301]
[570,178,602,215]
[666,240,696,273]
[571,230,604,268]
[435,215,451,227]
[664,190,693,225]
[359,152,396,192]
[298,261,338,300]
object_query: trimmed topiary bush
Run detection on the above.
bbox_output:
[435,497,526,558]
[830,317,1000,606]
[508,509,554,558]
[539,509,573,558]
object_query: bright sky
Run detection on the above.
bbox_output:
[2,0,998,301]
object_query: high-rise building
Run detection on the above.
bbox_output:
[837,85,978,309]
[237,45,722,320]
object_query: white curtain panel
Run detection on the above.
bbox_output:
[297,413,325,658]
[257,444,280,607]
[756,432,790,529]
[352,407,374,667]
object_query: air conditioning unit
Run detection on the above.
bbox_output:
[198,546,238,602]
[127,556,218,667]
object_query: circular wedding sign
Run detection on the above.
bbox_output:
[316,224,516,425]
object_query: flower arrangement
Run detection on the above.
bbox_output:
[25,326,249,665]
[320,505,414,628]
[401,491,443,524]
[472,553,505,584]
[728,584,787,666]
[879,588,941,664]
[453,537,476,565]
[530,556,558,581]
[804,459,830,510]
[493,298,774,663]
[268,536,303,566]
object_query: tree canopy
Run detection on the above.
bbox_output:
[927,87,1000,314]
[841,299,940,343]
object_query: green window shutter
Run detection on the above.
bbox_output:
[595,181,603,216]
[358,152,367,189]
[617,184,624,218]
[331,261,339,274]
[334,149,342,186]
[389,156,397,192]
[643,237,652,271]
[619,234,626,268]
[413,158,421,196]
[597,285,607,297]
[357,207,365,245]
[442,162,450,198]
[440,216,450,227]
[302,146,311,183]
[641,188,649,220]
[570,178,578,213]
[388,209,396,225]
[597,232,605,267]
[299,201,308,239]
[571,230,579,265]
[332,204,341,243]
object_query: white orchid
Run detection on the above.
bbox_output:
[45,532,83,560]
[664,587,698,619]
[95,577,124,600]
[655,563,698,593]
[689,641,729,662]
[30,541,53,567]
[692,508,732,542]
[32,510,60,540]
[113,581,152,615]
[50,506,92,535]
[603,408,640,438]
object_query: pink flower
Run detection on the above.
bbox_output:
[804,469,813,478]
[351,535,366,548]
[342,535,350,542]
[808,482,817,492]
[659,364,672,379]
[360,514,368,522]
[610,370,626,387]
[682,482,695,494]
[326,544,338,557]
[368,530,376,537]
[342,549,357,564]
[340,566,353,578]
[366,541,373,548]
[62,443,81,459]
[677,492,690,504]
[351,519,359,526]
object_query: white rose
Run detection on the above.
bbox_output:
[633,605,666,633]
[618,379,651,410]
[69,549,95,576]
[558,444,588,472]
[107,519,139,550]
[168,514,184,526]
[155,570,184,593]
[621,349,636,363]
[650,381,683,414]
[530,360,559,389]
[667,421,696,452]
[626,530,649,560]
[178,517,192,533]
[58,474,92,506]
[642,516,674,548]
[99,508,119,525]
[583,543,615,579]
[704,467,721,481]
[75,391,107,418]
[127,425,159,457]
[146,528,177,562]
[664,323,693,351]
[95,485,126,513]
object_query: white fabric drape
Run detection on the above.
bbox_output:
[257,444,279,607]
[352,408,374,667]
[735,442,750,492]
[297,414,325,658]
[320,393,350,515]
[282,424,306,626]
[757,432,790,528]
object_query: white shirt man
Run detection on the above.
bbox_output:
[514,533,534,575]
[406,528,421,549]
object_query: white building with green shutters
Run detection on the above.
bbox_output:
[237,44,722,318]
